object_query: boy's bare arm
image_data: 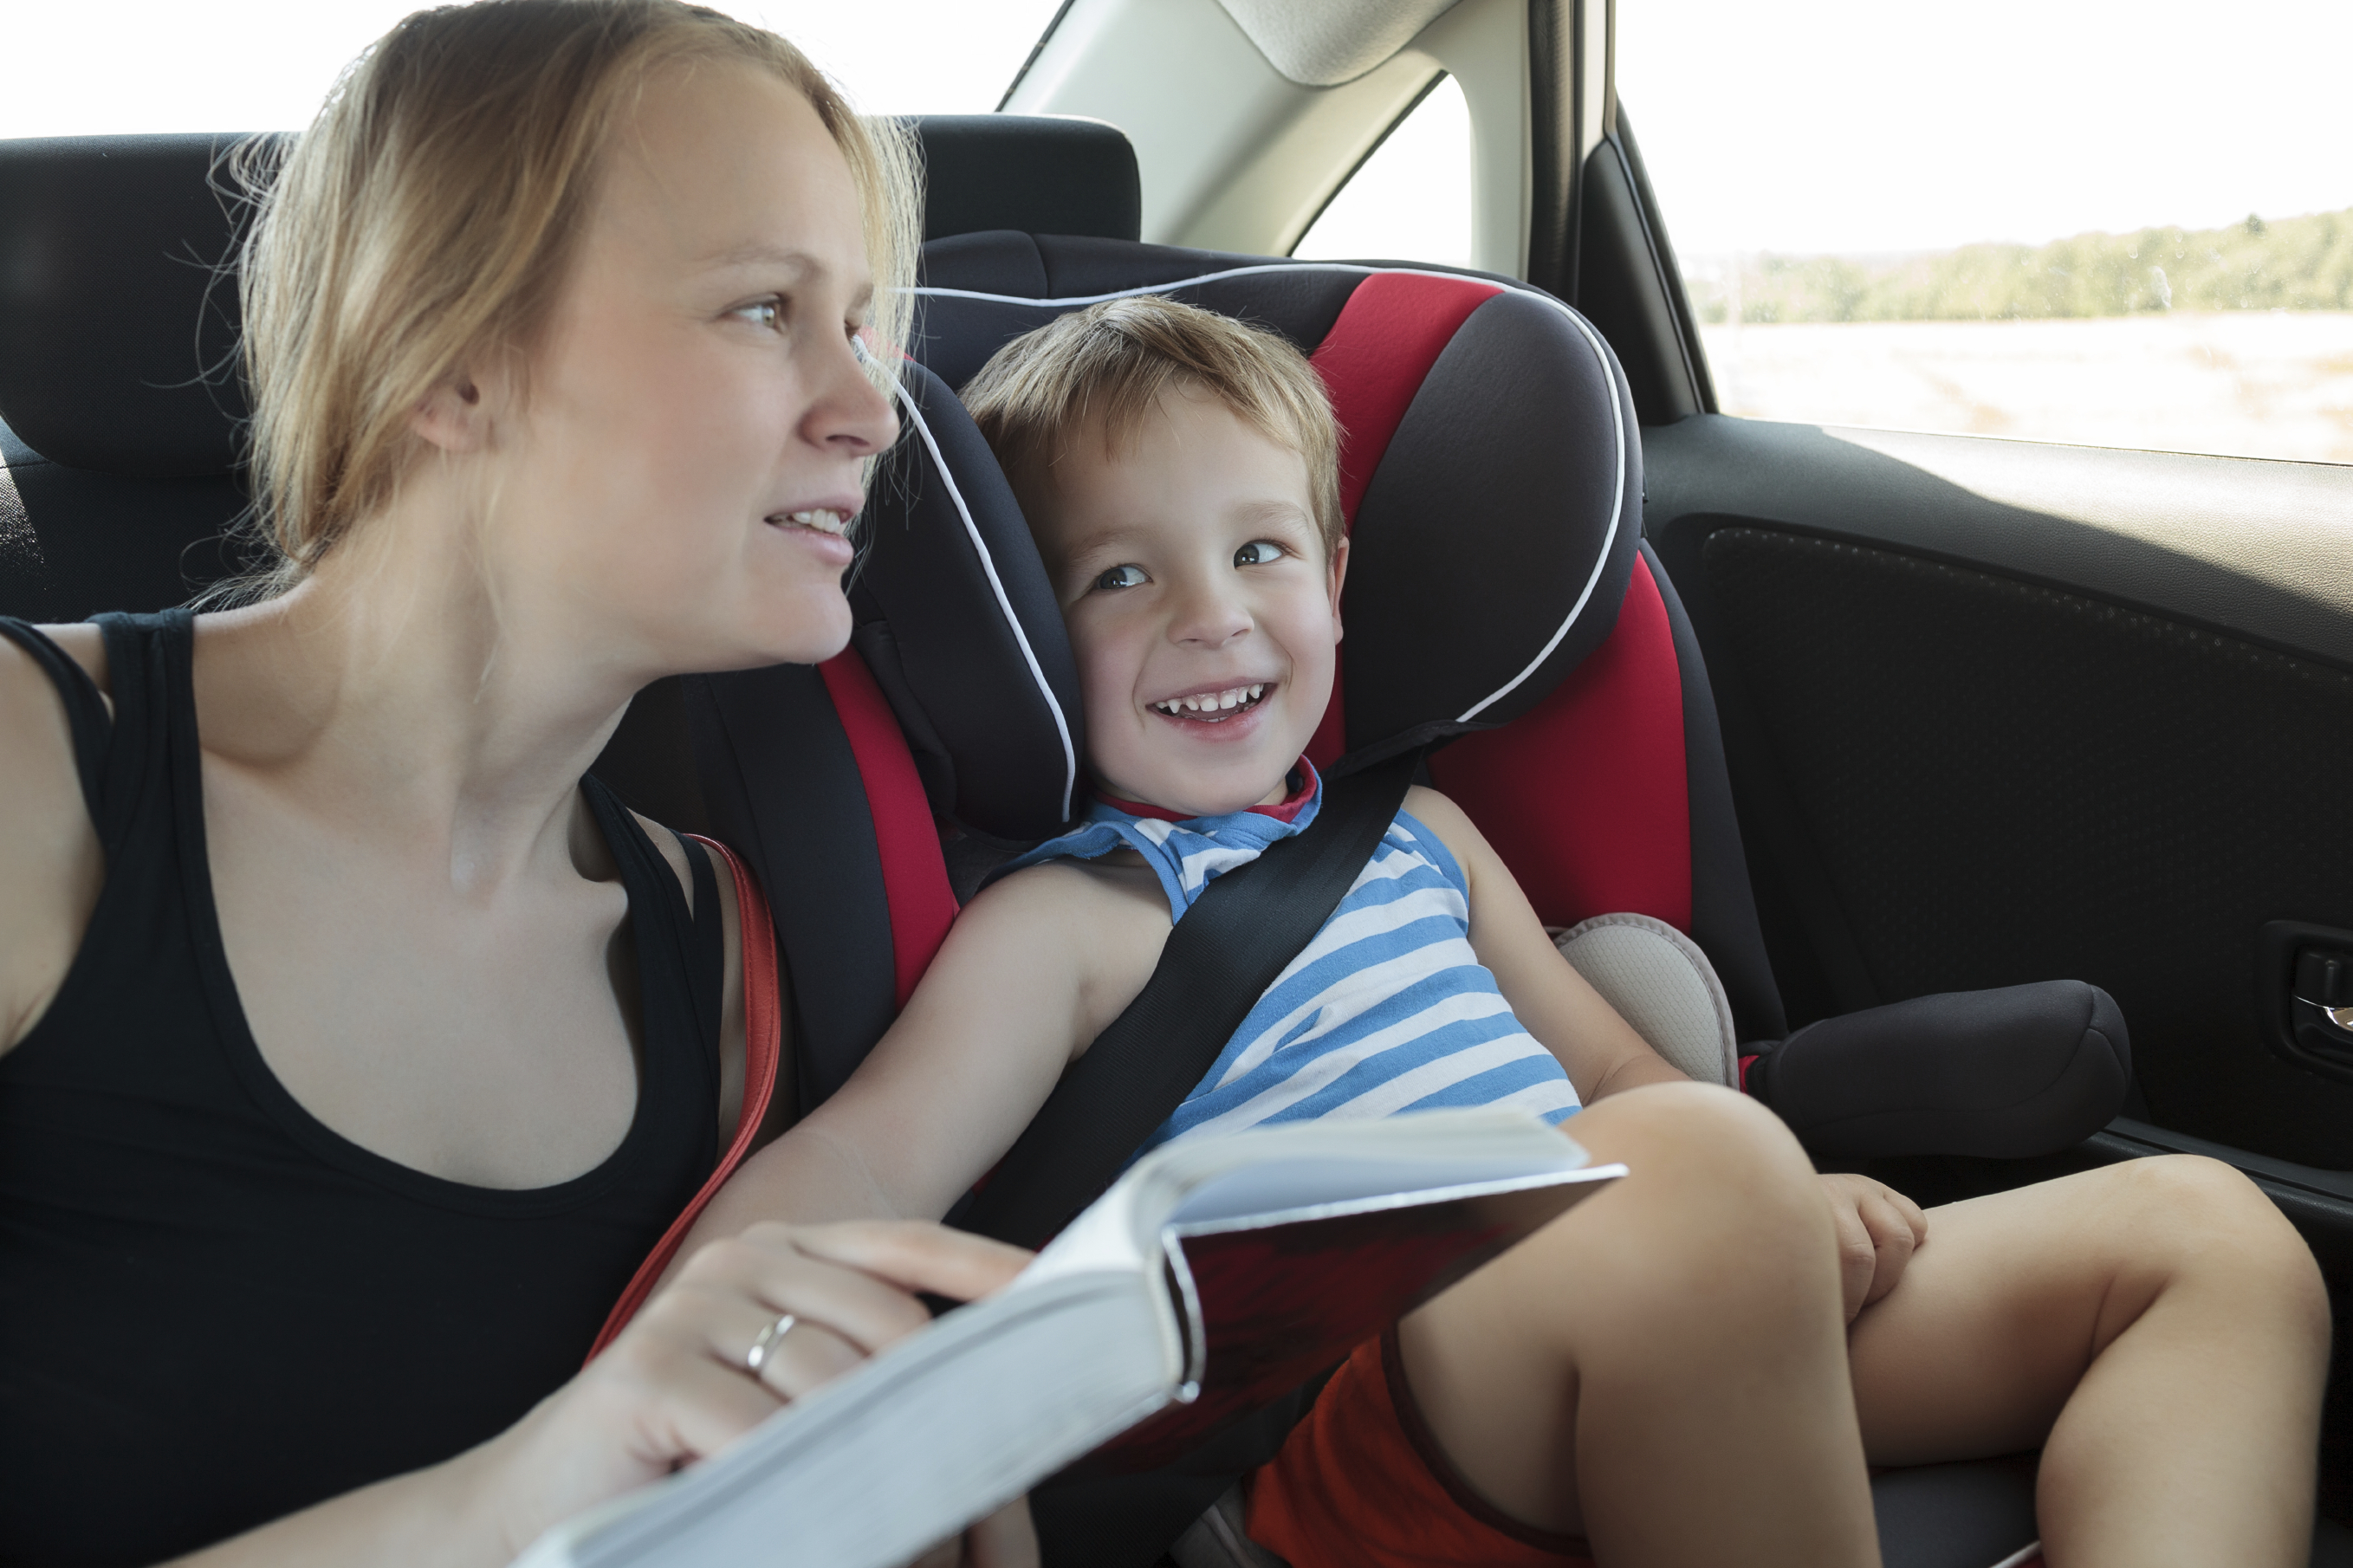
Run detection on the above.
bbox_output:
[1401,787,1689,1104]
[670,859,1171,1268]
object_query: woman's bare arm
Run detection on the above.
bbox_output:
[1399,787,1690,1104]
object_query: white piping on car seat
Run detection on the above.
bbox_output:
[911,262,1625,729]
[884,373,1079,820]
[1987,1544,2043,1568]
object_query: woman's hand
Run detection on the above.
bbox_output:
[483,1220,1031,1558]
[1818,1173,1928,1323]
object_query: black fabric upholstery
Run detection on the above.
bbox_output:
[1751,980,2131,1159]
[682,666,898,1116]
[0,132,265,618]
[588,677,715,840]
[912,116,1139,243]
[916,232,1364,389]
[1869,1455,2037,1568]
[0,417,249,619]
[1339,288,1637,763]
[1702,524,2353,1168]
[853,363,1086,838]
[0,134,265,475]
[1647,540,1786,1041]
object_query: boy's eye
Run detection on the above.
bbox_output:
[1235,540,1284,567]
[732,298,782,329]
[1094,564,1148,591]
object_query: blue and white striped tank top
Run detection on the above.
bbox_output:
[995,765,1581,1157]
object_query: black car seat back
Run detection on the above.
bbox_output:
[0,134,262,621]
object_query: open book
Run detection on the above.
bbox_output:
[513,1107,1622,1568]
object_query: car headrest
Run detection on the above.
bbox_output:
[914,116,1138,244]
[0,115,1137,479]
[900,233,1641,781]
[0,134,267,476]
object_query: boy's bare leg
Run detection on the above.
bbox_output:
[1845,1156,2329,1568]
[1398,1082,1881,1568]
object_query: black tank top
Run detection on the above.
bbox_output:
[0,611,723,1566]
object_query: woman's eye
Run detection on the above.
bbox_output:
[1093,564,1148,591]
[1235,540,1284,567]
[732,299,782,330]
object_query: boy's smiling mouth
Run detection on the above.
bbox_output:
[1149,682,1269,722]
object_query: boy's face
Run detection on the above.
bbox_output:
[1027,385,1346,818]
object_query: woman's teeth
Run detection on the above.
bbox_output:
[1152,684,1266,717]
[775,509,849,535]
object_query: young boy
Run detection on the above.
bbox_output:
[681,297,2326,1568]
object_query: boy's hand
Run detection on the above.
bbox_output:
[1818,1173,1928,1322]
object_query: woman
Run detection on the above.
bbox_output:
[0,3,1030,1563]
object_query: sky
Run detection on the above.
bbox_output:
[0,0,1065,135]
[3,0,2344,263]
[1617,0,2353,258]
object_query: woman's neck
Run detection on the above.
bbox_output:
[191,489,658,897]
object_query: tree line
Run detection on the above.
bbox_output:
[1689,206,2353,324]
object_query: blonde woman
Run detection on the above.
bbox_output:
[0,3,1031,1564]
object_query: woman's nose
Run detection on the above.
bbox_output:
[803,334,900,457]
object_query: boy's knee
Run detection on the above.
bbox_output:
[2109,1156,2328,1328]
[1594,1080,1816,1195]
[1573,1082,1833,1267]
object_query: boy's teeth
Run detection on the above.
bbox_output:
[781,509,848,535]
[1153,683,1267,716]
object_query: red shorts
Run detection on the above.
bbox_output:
[1244,1330,1593,1568]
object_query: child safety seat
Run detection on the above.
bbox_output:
[0,124,2137,1568]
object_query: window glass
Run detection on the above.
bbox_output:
[1294,75,1473,269]
[1617,0,2353,463]
[0,0,1066,137]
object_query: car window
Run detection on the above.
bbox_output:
[1618,0,2353,464]
[0,0,1067,135]
[1293,75,1472,269]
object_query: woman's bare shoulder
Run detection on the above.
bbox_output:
[0,625,109,1055]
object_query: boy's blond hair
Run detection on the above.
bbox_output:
[960,296,1345,557]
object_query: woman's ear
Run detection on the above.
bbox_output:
[410,371,497,454]
[1326,534,1350,642]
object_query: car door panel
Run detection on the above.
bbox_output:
[1646,418,2353,1172]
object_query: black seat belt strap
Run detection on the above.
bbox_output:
[959,750,1420,1249]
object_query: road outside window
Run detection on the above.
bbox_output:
[1619,0,2353,463]
[1293,75,1474,269]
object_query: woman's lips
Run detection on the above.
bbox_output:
[768,509,855,564]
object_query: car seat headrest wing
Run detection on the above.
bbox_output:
[1337,284,1640,765]
[0,134,272,476]
[852,360,1086,841]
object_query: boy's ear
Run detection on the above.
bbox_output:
[1327,535,1351,641]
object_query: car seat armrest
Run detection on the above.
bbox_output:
[1745,980,2131,1160]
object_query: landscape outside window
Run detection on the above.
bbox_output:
[1618,0,2353,463]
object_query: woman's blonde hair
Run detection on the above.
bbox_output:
[230,0,918,593]
[961,295,1345,558]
